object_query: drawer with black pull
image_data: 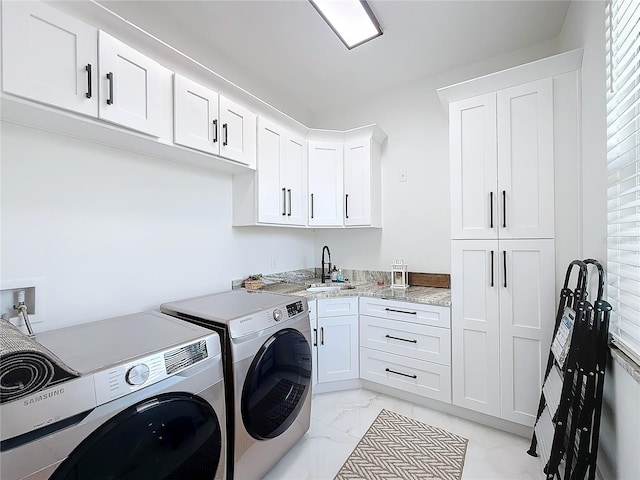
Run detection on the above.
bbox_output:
[360,348,451,403]
[360,315,451,366]
[359,297,450,328]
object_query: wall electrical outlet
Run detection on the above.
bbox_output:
[399,170,408,182]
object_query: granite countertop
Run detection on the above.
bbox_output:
[260,280,451,307]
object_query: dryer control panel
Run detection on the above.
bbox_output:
[286,301,305,317]
[228,298,309,339]
[93,335,215,405]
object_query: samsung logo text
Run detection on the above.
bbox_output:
[23,388,65,406]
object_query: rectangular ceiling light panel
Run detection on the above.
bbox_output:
[310,0,383,49]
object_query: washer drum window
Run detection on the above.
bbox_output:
[49,392,222,480]
[241,328,312,440]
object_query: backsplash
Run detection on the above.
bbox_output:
[232,268,392,288]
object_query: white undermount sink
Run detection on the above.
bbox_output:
[306,282,354,292]
[306,285,341,292]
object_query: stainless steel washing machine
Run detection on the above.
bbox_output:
[0,311,226,480]
[161,289,312,480]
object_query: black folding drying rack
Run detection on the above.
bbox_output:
[528,259,612,480]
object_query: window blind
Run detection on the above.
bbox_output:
[606,0,640,364]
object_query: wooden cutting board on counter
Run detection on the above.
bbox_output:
[408,272,450,288]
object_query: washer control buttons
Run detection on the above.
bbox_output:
[272,308,282,321]
[286,301,304,317]
[126,364,150,386]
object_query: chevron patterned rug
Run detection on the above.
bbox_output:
[335,409,468,480]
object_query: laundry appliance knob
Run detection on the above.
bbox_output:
[126,364,150,386]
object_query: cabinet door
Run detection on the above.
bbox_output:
[450,93,498,240]
[257,118,285,224]
[308,141,343,226]
[310,317,319,388]
[98,31,171,138]
[173,74,219,155]
[498,239,555,425]
[344,139,371,226]
[451,240,501,417]
[497,78,554,239]
[281,132,308,226]
[2,1,98,117]
[219,96,256,167]
[317,315,359,383]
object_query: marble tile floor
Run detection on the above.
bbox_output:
[264,388,543,480]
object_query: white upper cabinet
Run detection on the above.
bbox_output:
[496,80,554,239]
[307,127,385,228]
[308,141,344,226]
[344,140,372,226]
[174,74,220,155]
[2,1,98,117]
[449,93,497,240]
[98,31,172,138]
[219,96,257,166]
[174,74,256,167]
[255,118,306,225]
[280,132,307,225]
[450,78,554,240]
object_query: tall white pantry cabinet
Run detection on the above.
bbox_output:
[447,76,558,427]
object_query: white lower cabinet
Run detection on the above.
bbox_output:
[311,298,359,384]
[360,349,451,403]
[359,298,452,403]
[308,300,318,389]
[451,238,555,426]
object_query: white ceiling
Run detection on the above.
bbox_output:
[96,0,571,123]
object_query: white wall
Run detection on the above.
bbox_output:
[311,40,561,274]
[0,122,314,331]
[556,2,640,479]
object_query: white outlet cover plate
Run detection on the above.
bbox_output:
[1,277,46,325]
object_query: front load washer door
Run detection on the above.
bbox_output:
[241,328,311,440]
[50,392,222,480]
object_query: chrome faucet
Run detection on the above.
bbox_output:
[321,245,332,283]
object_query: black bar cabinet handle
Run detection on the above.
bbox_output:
[223,123,228,146]
[490,192,494,228]
[490,250,495,287]
[106,72,114,105]
[503,250,507,288]
[502,190,506,228]
[385,334,417,344]
[85,64,92,99]
[310,194,314,219]
[287,189,292,216]
[313,328,318,347]
[345,194,349,219]
[385,307,417,315]
[212,119,218,143]
[320,327,324,345]
[282,188,287,215]
[385,368,417,379]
